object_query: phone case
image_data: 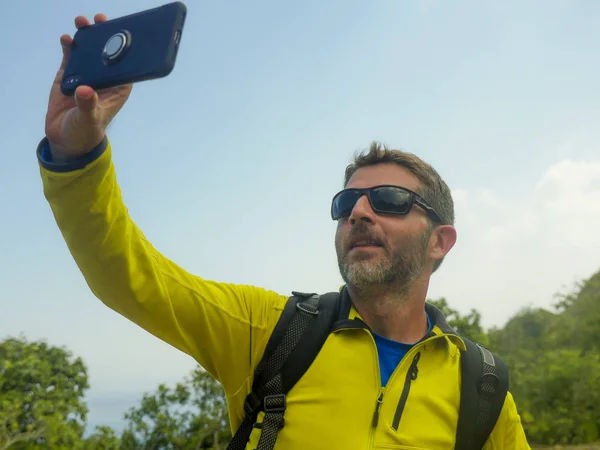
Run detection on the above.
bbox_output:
[61,2,187,96]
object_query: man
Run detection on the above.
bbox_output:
[39,13,530,450]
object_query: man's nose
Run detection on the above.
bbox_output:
[349,194,376,224]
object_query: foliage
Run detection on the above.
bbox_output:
[427,297,489,345]
[84,426,121,450]
[554,272,600,354]
[0,337,88,450]
[487,271,600,445]
[120,367,229,450]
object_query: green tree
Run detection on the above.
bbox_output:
[0,336,89,449]
[554,270,600,354]
[427,297,489,345]
[487,306,560,395]
[84,426,121,450]
[511,348,600,445]
[121,368,229,450]
[487,270,600,445]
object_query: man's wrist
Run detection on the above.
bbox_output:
[37,137,109,173]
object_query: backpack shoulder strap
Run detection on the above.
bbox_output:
[455,337,510,450]
[276,291,341,393]
[226,291,341,450]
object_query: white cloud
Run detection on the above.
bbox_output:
[432,158,600,329]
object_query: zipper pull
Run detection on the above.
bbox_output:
[372,388,385,428]
[411,352,421,380]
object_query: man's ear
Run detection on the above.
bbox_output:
[429,225,457,261]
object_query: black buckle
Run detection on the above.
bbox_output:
[263,394,287,413]
[478,372,500,397]
[296,301,319,315]
[244,391,262,417]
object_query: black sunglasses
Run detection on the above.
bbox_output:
[331,185,443,223]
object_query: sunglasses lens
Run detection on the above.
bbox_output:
[332,190,360,219]
[332,187,415,219]
[370,187,412,214]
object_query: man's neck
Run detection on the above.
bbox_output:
[348,279,430,344]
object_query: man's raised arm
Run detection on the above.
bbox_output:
[38,12,286,396]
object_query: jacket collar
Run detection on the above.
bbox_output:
[334,286,466,350]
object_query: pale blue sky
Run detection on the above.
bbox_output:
[1,0,599,434]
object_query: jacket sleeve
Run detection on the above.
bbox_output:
[37,138,287,395]
[485,391,531,450]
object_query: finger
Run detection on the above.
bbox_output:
[60,34,72,47]
[75,86,99,114]
[94,13,108,23]
[75,16,91,29]
[58,34,73,70]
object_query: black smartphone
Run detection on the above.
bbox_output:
[61,2,187,96]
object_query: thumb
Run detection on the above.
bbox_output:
[74,86,99,116]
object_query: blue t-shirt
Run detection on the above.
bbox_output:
[372,312,432,386]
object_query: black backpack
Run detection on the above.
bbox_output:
[226,291,509,450]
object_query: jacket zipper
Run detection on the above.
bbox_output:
[367,329,384,449]
[370,341,421,429]
[391,351,421,431]
[371,387,385,428]
[356,327,452,446]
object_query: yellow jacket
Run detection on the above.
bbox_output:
[38,138,531,449]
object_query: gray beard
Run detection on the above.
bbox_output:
[336,228,431,295]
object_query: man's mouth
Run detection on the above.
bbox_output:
[349,237,383,251]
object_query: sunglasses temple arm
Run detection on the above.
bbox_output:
[416,199,442,223]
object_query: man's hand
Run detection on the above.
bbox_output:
[45,14,133,162]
